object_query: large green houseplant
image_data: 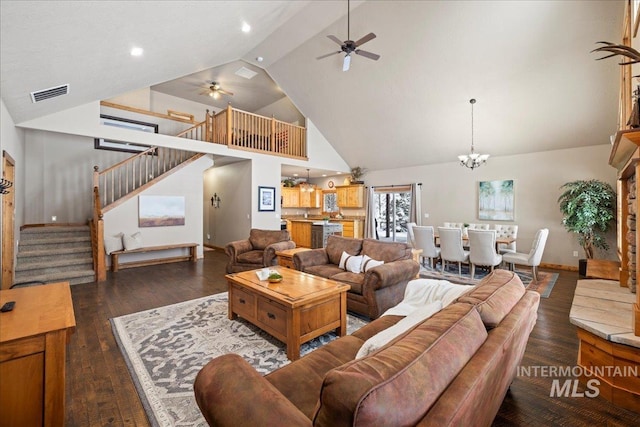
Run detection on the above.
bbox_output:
[557,179,616,259]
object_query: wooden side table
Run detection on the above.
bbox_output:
[0,282,76,426]
[276,247,312,269]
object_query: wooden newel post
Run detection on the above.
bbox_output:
[226,103,233,146]
[93,165,99,190]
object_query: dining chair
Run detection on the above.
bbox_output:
[413,225,441,269]
[502,228,549,281]
[406,222,417,247]
[491,224,518,254]
[437,227,469,275]
[467,230,502,279]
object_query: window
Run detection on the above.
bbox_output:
[373,186,411,243]
[322,190,338,213]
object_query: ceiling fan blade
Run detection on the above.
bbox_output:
[327,35,344,46]
[343,54,351,72]
[218,89,234,96]
[355,32,376,47]
[355,49,380,61]
[317,51,341,60]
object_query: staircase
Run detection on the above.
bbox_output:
[15,225,95,286]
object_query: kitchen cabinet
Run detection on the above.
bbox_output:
[331,219,363,238]
[336,184,365,208]
[290,221,312,248]
[299,189,320,208]
[281,187,299,208]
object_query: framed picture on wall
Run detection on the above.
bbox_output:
[258,186,276,212]
[139,195,185,227]
[95,115,157,153]
[478,180,514,221]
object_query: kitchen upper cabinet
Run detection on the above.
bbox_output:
[281,187,299,208]
[336,184,365,208]
[299,189,320,208]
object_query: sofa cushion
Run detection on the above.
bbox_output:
[339,251,364,273]
[361,238,411,263]
[326,235,363,266]
[305,264,344,279]
[313,303,488,427]
[237,250,265,265]
[361,255,384,272]
[249,229,290,250]
[331,271,365,294]
[455,269,525,328]
[355,300,443,359]
[266,335,365,419]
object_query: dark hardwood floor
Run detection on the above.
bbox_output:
[65,250,640,426]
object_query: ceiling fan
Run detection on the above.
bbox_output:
[200,81,233,99]
[317,0,380,71]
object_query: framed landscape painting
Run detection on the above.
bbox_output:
[478,180,514,221]
[139,195,185,227]
[258,186,276,211]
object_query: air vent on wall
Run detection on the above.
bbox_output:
[30,84,70,103]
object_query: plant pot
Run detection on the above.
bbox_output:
[578,259,587,278]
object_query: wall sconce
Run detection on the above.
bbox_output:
[211,193,221,208]
[0,178,13,195]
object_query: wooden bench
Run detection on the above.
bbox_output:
[110,243,198,272]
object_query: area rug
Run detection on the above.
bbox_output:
[419,265,558,298]
[111,292,368,427]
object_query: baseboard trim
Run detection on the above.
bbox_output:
[204,244,224,251]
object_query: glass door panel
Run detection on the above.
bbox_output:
[374,191,410,242]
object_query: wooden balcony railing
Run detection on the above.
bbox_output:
[176,105,307,159]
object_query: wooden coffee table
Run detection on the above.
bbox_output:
[226,267,350,360]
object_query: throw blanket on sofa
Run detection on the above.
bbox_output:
[383,279,473,316]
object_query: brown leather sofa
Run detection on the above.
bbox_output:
[194,270,540,426]
[293,235,419,319]
[225,229,295,273]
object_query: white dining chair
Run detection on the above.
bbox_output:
[502,228,549,281]
[491,224,519,254]
[467,230,502,279]
[413,225,441,269]
[406,222,417,247]
[437,227,469,275]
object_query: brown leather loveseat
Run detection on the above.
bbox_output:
[225,229,295,273]
[194,270,540,426]
[293,235,419,319]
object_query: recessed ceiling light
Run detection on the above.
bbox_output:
[256,56,264,62]
[336,172,342,175]
[322,174,327,177]
[130,47,144,57]
[242,22,251,33]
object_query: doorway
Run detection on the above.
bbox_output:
[2,151,16,289]
[374,186,411,243]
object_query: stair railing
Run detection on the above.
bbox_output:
[90,186,106,282]
[93,146,200,211]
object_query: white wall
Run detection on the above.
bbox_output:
[24,131,131,223]
[203,161,252,247]
[365,144,617,267]
[103,155,213,264]
[254,96,305,125]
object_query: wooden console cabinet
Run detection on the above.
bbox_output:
[0,282,76,426]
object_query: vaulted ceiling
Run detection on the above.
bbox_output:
[0,1,623,172]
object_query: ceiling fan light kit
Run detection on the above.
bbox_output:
[202,81,233,100]
[458,98,490,170]
[317,0,380,71]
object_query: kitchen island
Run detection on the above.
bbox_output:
[288,219,352,248]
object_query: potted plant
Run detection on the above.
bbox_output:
[557,179,616,276]
[350,167,366,184]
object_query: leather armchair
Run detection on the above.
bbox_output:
[225,229,295,273]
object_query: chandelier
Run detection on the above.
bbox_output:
[299,169,315,192]
[458,98,489,170]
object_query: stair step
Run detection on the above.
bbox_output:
[15,257,94,272]
[20,235,90,245]
[18,246,92,258]
[21,225,89,234]
[14,268,96,286]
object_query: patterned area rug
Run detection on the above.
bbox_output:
[110,292,368,427]
[419,265,558,298]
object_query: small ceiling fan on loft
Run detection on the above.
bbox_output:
[316,0,380,71]
[200,81,234,100]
